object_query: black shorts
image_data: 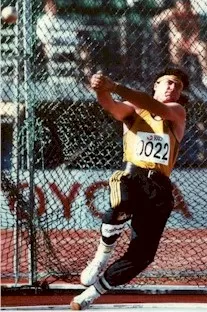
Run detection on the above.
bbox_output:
[109,162,174,231]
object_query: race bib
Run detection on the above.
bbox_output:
[135,132,170,165]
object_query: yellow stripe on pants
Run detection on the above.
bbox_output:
[109,170,128,208]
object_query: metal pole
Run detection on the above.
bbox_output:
[13,0,23,287]
[21,0,36,285]
[25,0,37,286]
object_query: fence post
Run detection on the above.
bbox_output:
[22,0,37,285]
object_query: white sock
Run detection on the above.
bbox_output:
[93,238,115,262]
[98,238,115,253]
[79,285,101,302]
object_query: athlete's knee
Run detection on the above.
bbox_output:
[101,208,130,245]
[102,207,130,224]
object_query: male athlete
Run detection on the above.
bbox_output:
[70,67,189,310]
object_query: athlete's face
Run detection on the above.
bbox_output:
[153,75,184,103]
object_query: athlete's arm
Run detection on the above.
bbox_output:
[113,83,186,123]
[90,72,136,121]
[96,90,135,121]
[90,72,186,123]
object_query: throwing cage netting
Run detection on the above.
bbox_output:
[1,0,207,290]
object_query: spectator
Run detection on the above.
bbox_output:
[151,0,207,87]
[36,0,91,80]
[36,0,78,59]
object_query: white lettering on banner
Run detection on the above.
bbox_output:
[135,132,170,165]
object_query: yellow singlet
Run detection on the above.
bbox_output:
[123,110,180,177]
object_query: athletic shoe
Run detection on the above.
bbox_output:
[80,242,113,286]
[70,296,90,310]
[70,285,100,310]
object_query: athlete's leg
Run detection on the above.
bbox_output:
[80,170,132,286]
[103,192,173,286]
[71,172,174,310]
[71,188,173,310]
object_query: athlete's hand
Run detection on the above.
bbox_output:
[90,71,117,92]
[90,71,104,91]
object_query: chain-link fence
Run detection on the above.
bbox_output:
[1,0,207,289]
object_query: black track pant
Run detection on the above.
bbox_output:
[100,164,174,287]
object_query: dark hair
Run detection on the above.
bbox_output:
[153,67,189,90]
